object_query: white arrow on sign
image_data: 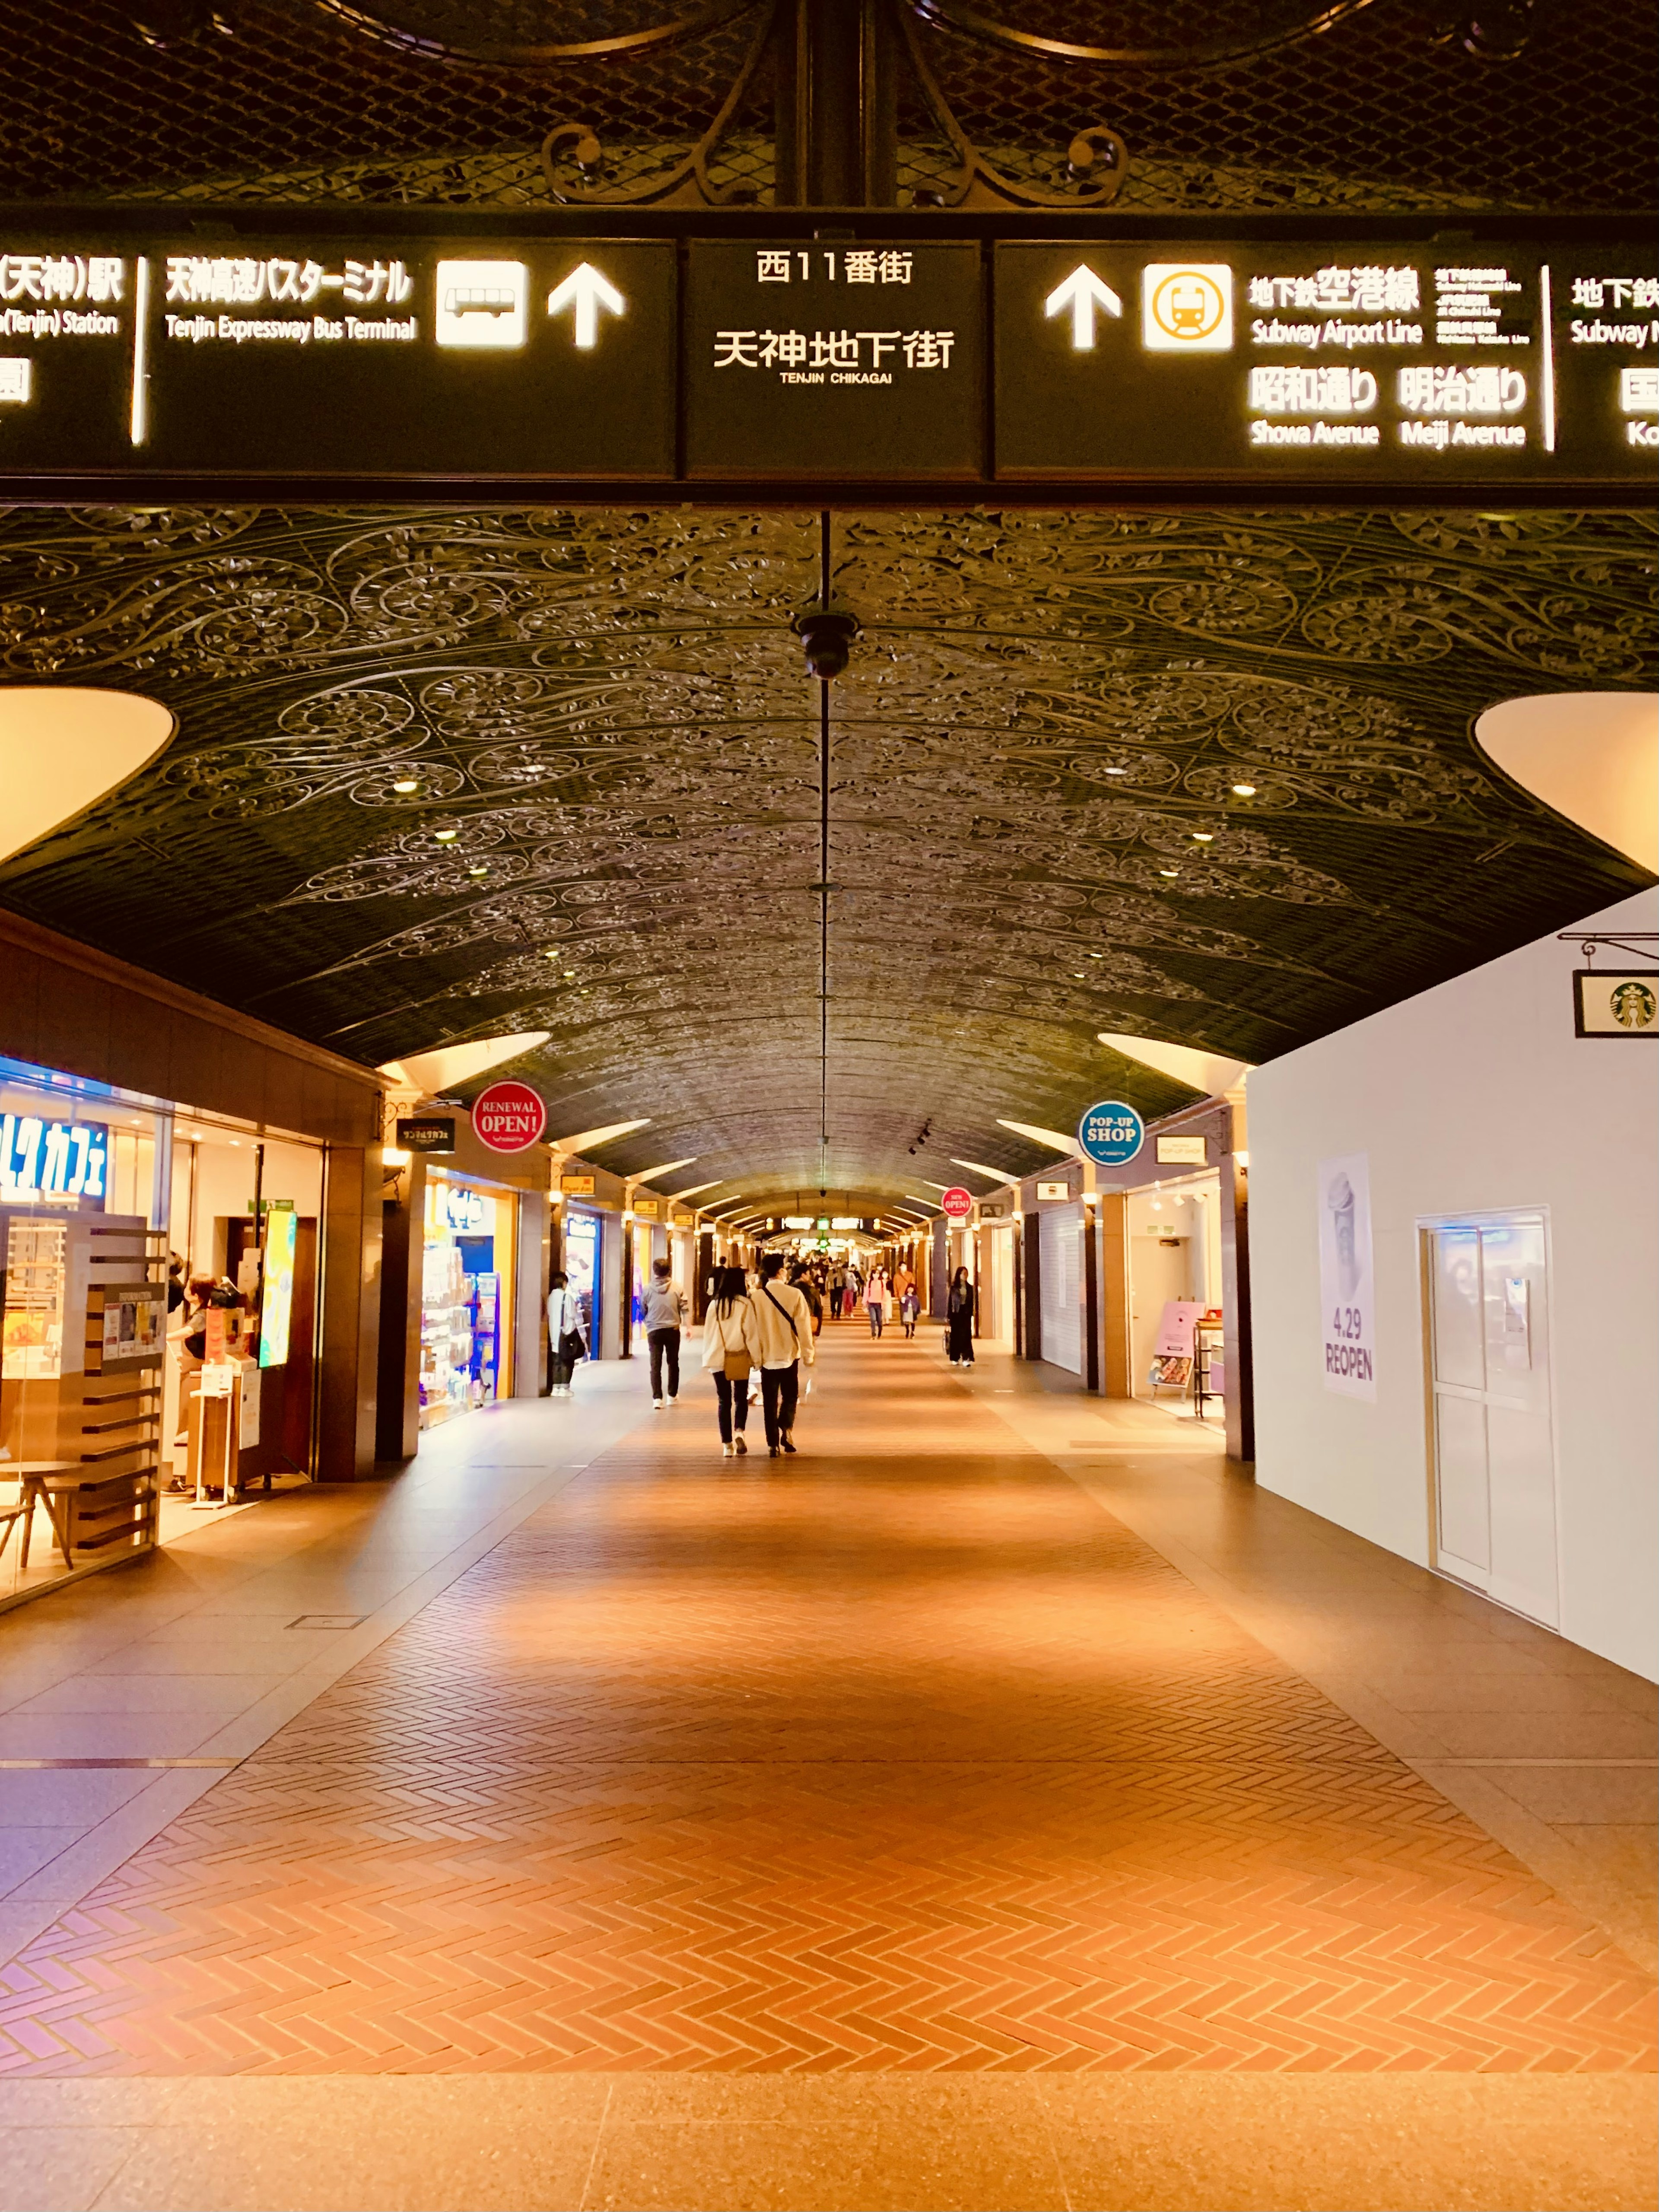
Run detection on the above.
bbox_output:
[546,262,626,349]
[1044,264,1123,350]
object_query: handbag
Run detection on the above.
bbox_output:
[718,1309,752,1381]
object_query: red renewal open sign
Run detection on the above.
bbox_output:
[471,1079,547,1153]
[940,1186,975,1221]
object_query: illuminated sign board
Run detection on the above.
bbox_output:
[0,220,1645,492]
[258,1205,297,1369]
[0,1113,108,1206]
[684,240,982,477]
[995,241,1656,482]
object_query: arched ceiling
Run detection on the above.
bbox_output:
[0,502,1651,1212]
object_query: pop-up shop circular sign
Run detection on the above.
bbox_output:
[1077,1099,1145,1167]
[940,1185,975,1221]
[471,1079,547,1153]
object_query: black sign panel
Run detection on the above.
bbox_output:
[684,240,982,477]
[995,240,1657,483]
[395,1117,456,1153]
[0,237,676,477]
[0,219,1646,493]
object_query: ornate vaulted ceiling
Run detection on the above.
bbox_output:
[0,503,1650,1210]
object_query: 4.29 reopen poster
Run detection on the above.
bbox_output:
[1318,1151,1376,1401]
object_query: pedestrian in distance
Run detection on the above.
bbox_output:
[701,1263,761,1458]
[864,1264,889,1338]
[791,1262,825,1339]
[753,1251,816,1458]
[947,1265,976,1368]
[546,1271,587,1397]
[899,1281,921,1338]
[642,1257,688,1408]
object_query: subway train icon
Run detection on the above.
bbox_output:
[1142,263,1233,352]
[435,260,529,348]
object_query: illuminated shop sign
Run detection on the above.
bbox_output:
[0,1113,108,1205]
[439,1183,489,1233]
[0,222,1646,490]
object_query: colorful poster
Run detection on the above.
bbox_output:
[1154,1300,1205,1357]
[1318,1151,1376,1401]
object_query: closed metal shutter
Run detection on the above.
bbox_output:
[1038,1202,1082,1374]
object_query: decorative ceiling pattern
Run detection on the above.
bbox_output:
[0,503,1650,1210]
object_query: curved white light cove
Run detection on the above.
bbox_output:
[1097,1034,1254,1095]
[1475,692,1658,874]
[380,1031,550,1094]
[0,687,175,864]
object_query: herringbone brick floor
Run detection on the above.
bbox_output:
[1,1334,1653,2078]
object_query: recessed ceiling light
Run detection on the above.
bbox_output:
[467,865,489,877]
[1159,868,1179,877]
[543,949,560,960]
[1089,952,1103,959]
[391,779,419,794]
[1072,971,1086,978]
[433,829,458,842]
[1192,832,1214,842]
[1231,782,1257,797]
[1103,766,1127,776]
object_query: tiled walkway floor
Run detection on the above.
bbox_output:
[2,1331,1652,2085]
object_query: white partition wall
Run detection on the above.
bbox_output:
[1249,890,1658,1681]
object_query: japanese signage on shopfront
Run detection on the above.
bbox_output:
[0,221,1646,491]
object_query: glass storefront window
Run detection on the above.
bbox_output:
[0,1058,167,1608]
[420,1173,517,1428]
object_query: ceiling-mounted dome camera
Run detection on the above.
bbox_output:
[793,601,860,681]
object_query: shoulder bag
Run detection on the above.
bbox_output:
[720,1306,753,1382]
[762,1284,802,1360]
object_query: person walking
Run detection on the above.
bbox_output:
[546,1271,586,1396]
[642,1257,688,1408]
[899,1280,921,1338]
[701,1263,761,1458]
[792,1262,824,1342]
[864,1264,889,1338]
[947,1265,976,1368]
[752,1251,816,1459]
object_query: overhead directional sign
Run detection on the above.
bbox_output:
[997,238,1657,482]
[0,217,1646,491]
[683,238,982,477]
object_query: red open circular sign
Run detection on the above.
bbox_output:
[941,1186,975,1221]
[471,1079,547,1153]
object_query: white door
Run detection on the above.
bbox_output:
[1426,1214,1557,1626]
[1039,1202,1083,1373]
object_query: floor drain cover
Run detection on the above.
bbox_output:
[288,1614,367,1630]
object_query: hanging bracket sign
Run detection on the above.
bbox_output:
[471,1081,547,1153]
[1077,1100,1146,1167]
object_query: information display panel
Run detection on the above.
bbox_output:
[0,235,677,477]
[684,239,982,477]
[995,239,1657,483]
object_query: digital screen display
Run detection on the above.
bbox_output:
[258,1205,296,1370]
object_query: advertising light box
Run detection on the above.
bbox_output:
[995,240,1657,483]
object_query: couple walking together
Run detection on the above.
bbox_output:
[702,1254,816,1460]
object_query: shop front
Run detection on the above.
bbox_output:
[419,1170,520,1428]
[1,913,387,1612]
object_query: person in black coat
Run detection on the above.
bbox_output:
[946,1265,976,1368]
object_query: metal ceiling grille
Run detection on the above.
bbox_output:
[0,0,1649,211]
[0,503,1648,1208]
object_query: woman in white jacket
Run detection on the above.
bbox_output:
[701,1263,763,1458]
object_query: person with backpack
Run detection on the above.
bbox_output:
[546,1270,586,1397]
[752,1251,816,1458]
[701,1263,762,1458]
[642,1256,688,1408]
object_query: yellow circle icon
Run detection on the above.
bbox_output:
[1150,270,1226,343]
